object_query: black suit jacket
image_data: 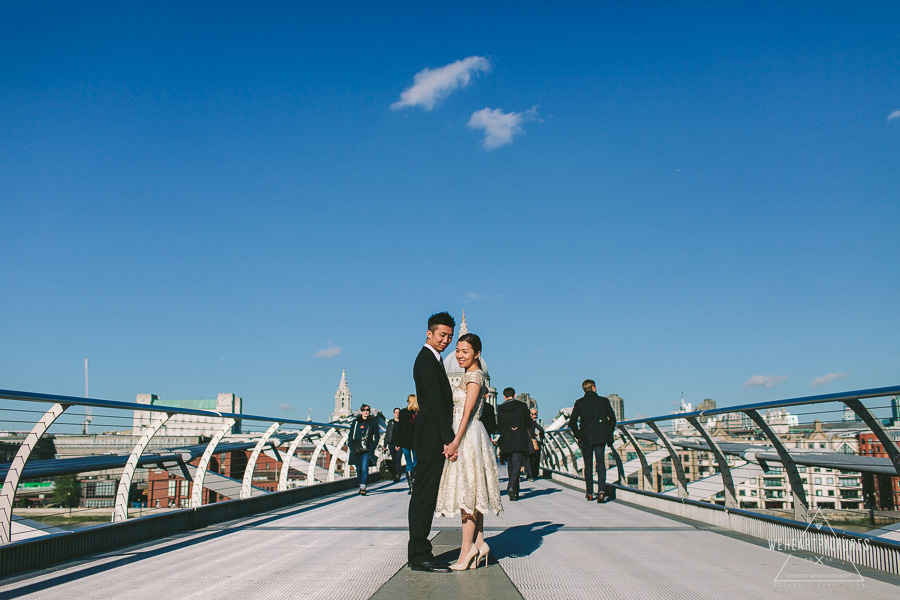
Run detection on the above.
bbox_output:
[412,346,454,450]
[569,391,617,447]
[497,400,534,455]
[479,402,496,435]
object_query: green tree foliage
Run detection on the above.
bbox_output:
[52,474,81,508]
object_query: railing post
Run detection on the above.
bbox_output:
[647,423,688,498]
[191,418,236,508]
[0,403,69,544]
[618,426,653,491]
[277,425,313,491]
[114,412,171,522]
[241,423,281,499]
[743,409,809,522]
[687,416,737,508]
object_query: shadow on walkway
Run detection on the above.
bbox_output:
[486,521,563,560]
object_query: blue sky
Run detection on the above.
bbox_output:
[2,2,899,425]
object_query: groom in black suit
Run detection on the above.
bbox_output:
[407,311,456,573]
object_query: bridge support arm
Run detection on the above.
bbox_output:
[241,422,281,499]
[327,430,350,482]
[687,416,737,508]
[618,426,653,491]
[743,409,808,522]
[0,403,69,544]
[191,418,236,508]
[114,412,171,522]
[306,428,336,486]
[542,433,564,471]
[277,425,313,491]
[647,423,688,499]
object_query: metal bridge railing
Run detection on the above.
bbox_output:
[0,389,360,546]
[539,385,900,574]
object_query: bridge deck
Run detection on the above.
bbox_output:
[1,477,898,599]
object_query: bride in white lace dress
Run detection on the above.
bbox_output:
[434,332,502,570]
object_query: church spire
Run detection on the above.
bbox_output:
[332,370,352,421]
[459,311,468,336]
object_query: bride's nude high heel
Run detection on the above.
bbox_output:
[472,541,490,569]
[450,544,479,571]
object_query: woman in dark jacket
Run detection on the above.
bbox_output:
[349,404,379,495]
[394,394,418,494]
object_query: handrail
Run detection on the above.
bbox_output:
[617,385,900,426]
[0,388,348,430]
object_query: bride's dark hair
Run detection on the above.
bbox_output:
[458,332,482,355]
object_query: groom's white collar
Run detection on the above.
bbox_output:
[423,343,442,363]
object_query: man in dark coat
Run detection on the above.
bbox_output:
[407,311,456,573]
[569,379,617,502]
[497,387,533,501]
[384,408,403,482]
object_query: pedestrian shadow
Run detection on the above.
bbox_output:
[485,521,563,560]
[516,487,560,500]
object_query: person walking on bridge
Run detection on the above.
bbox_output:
[396,394,419,494]
[497,387,533,501]
[349,404,380,496]
[569,379,616,502]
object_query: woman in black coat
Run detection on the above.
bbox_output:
[348,404,379,495]
[394,394,418,493]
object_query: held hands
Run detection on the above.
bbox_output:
[443,442,460,461]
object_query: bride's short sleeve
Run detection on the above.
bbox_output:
[463,371,485,388]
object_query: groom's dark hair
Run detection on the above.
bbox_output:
[427,311,455,331]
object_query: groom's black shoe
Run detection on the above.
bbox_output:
[410,561,452,573]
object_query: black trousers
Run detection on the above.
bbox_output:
[524,449,541,479]
[407,446,445,563]
[389,445,402,478]
[506,452,525,495]
[581,443,607,496]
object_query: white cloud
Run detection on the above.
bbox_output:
[468,106,539,149]
[811,372,849,387]
[314,342,341,359]
[743,374,788,389]
[391,56,490,111]
[279,403,295,411]
[464,292,480,302]
[888,110,900,121]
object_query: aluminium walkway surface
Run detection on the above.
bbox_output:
[0,476,898,600]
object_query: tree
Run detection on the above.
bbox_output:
[52,475,81,508]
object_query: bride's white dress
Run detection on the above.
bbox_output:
[434,370,503,517]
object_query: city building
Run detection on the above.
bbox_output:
[133,393,242,437]
[858,430,900,510]
[608,394,625,422]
